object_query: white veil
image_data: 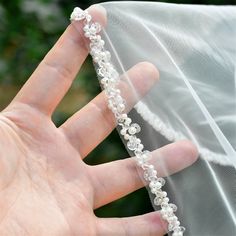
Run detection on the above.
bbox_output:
[96,2,236,235]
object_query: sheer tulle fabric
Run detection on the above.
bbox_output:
[98,2,236,235]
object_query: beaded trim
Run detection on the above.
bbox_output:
[135,102,231,167]
[70,7,185,236]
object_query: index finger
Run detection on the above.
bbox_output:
[10,5,106,116]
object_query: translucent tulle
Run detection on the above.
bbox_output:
[98,2,236,235]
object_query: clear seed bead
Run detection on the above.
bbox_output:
[150,181,162,194]
[117,103,125,113]
[120,128,127,136]
[157,177,166,186]
[89,22,101,34]
[149,180,162,189]
[161,202,169,209]
[109,69,119,80]
[98,51,111,62]
[140,150,151,161]
[90,47,101,57]
[132,123,141,133]
[148,164,154,170]
[143,171,149,181]
[135,157,146,167]
[128,126,137,135]
[160,191,167,197]
[169,215,178,221]
[124,117,132,125]
[85,14,92,22]
[135,150,151,167]
[108,100,114,109]
[173,226,185,236]
[127,141,136,150]
[173,226,185,233]
[155,189,163,197]
[143,168,158,181]
[97,67,105,77]
[113,95,123,104]
[127,136,139,151]
[91,34,102,43]
[127,123,140,135]
[83,24,89,31]
[145,165,157,178]
[136,143,144,152]
[90,39,104,51]
[85,31,91,38]
[169,203,178,212]
[168,223,175,232]
[136,138,141,144]
[165,206,174,215]
[70,7,86,21]
[117,114,127,124]
[175,221,181,227]
[134,150,143,156]
[160,210,169,220]
[105,87,118,97]
[154,196,163,205]
[161,197,170,205]
[172,232,183,236]
[101,77,109,85]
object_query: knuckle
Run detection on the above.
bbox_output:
[42,60,73,82]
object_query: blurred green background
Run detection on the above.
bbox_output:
[0,0,235,223]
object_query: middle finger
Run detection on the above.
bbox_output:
[60,62,159,158]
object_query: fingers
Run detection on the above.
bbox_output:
[96,211,167,236]
[60,62,159,158]
[90,141,198,208]
[11,5,106,116]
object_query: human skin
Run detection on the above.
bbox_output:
[0,5,198,236]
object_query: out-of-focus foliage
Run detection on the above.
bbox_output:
[0,0,234,221]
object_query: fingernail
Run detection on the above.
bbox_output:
[88,4,107,22]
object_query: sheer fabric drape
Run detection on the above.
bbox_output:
[98,2,236,235]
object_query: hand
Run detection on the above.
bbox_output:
[0,6,198,236]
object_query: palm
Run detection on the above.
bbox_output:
[0,107,95,235]
[0,6,198,236]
